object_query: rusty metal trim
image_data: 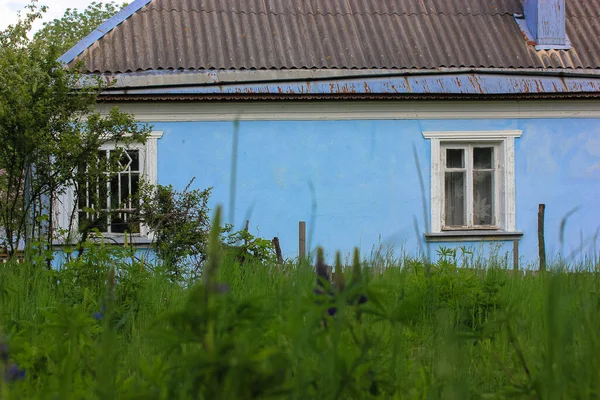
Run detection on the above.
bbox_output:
[97,68,600,92]
[98,92,600,102]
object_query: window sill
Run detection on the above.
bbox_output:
[52,234,153,247]
[424,230,523,242]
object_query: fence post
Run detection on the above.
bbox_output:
[272,237,283,265]
[299,221,306,261]
[538,204,546,272]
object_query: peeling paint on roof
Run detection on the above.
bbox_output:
[89,70,600,97]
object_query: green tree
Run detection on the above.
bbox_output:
[0,2,150,259]
[35,1,124,54]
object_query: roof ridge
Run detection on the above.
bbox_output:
[89,64,600,74]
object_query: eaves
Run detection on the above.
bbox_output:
[88,68,600,98]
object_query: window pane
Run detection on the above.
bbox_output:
[129,150,140,171]
[131,174,140,208]
[94,213,108,233]
[445,171,465,227]
[118,150,131,171]
[111,213,126,234]
[473,171,494,225]
[110,175,119,209]
[446,149,464,168]
[111,214,140,234]
[98,174,108,210]
[120,174,130,207]
[474,147,493,169]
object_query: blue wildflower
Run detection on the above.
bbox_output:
[93,305,106,321]
[93,311,104,321]
[4,363,26,382]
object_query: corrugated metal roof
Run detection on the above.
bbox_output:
[68,0,600,73]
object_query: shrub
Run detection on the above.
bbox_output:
[135,179,216,279]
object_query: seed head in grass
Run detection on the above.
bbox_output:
[106,266,116,306]
[0,337,8,363]
[350,248,367,305]
[203,205,222,288]
[315,247,330,286]
[108,267,116,291]
[334,251,345,292]
[314,247,337,319]
[351,247,361,285]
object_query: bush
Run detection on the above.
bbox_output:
[135,179,215,279]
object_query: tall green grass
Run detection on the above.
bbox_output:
[1,242,600,399]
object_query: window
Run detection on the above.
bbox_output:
[422,130,522,240]
[54,131,162,243]
[77,148,141,234]
[443,144,497,229]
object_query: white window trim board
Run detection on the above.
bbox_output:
[422,130,522,237]
[53,131,163,244]
[422,130,523,139]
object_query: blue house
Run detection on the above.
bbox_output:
[55,0,600,267]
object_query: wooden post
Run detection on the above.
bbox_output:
[272,237,283,265]
[538,204,546,272]
[513,239,519,271]
[299,221,306,261]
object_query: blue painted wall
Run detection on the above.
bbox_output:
[150,118,600,267]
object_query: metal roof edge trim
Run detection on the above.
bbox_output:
[96,92,600,102]
[91,72,600,96]
[57,0,154,65]
[96,68,600,90]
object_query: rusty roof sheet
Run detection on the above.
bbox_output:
[67,0,600,73]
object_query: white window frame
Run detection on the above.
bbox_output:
[422,130,522,235]
[54,131,163,244]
